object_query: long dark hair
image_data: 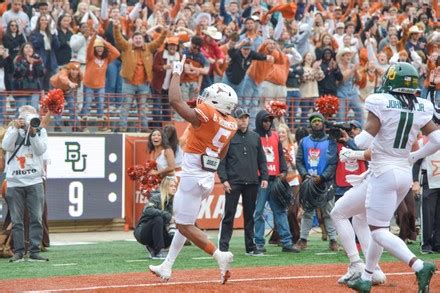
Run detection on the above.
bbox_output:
[148,129,171,153]
[5,20,20,38]
[394,93,418,111]
[163,125,179,155]
[16,42,35,59]
[34,15,52,41]
[57,13,73,31]
[94,46,109,59]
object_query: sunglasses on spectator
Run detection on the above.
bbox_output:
[192,44,201,50]
[262,118,272,123]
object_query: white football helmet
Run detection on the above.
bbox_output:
[198,83,238,115]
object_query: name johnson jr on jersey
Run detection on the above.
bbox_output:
[212,112,237,130]
[386,99,425,112]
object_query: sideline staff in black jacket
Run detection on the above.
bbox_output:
[218,108,268,255]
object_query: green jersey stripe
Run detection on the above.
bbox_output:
[393,112,407,149]
[400,112,414,149]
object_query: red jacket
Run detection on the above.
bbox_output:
[335,143,367,187]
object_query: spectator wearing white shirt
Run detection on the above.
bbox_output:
[30,2,56,32]
[2,0,30,36]
[333,22,345,48]
[2,105,49,262]
[70,22,89,66]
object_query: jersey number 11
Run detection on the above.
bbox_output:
[393,112,414,149]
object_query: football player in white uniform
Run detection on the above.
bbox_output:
[330,147,387,286]
[149,56,238,284]
[332,63,438,292]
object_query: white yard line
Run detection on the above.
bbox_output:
[51,263,77,267]
[125,259,150,263]
[50,242,97,246]
[191,256,213,260]
[192,254,278,260]
[24,272,415,292]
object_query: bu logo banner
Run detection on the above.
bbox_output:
[65,142,87,172]
[45,134,123,220]
[47,137,105,178]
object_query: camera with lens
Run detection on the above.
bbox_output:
[324,120,352,141]
[25,114,41,128]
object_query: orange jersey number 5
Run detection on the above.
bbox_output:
[206,127,232,157]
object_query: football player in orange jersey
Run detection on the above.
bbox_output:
[149,56,239,284]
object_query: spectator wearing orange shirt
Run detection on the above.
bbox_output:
[51,60,83,132]
[113,22,166,132]
[80,32,119,132]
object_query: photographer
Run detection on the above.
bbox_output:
[2,105,48,262]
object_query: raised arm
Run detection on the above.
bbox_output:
[101,0,108,20]
[409,121,440,164]
[105,39,120,62]
[434,0,440,19]
[113,23,129,51]
[170,0,182,20]
[147,28,167,53]
[86,33,96,61]
[129,1,143,21]
[169,56,200,127]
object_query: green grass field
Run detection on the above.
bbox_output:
[1,231,438,280]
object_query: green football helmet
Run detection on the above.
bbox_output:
[379,62,419,95]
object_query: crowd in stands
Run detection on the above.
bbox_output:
[0,0,437,132]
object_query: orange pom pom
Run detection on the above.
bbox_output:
[314,95,339,118]
[265,100,288,118]
[40,89,65,114]
[127,160,161,198]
